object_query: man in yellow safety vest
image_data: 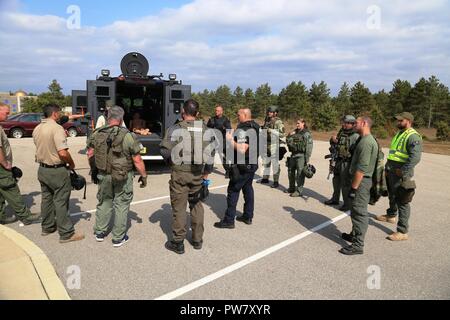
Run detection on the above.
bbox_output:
[375,112,422,241]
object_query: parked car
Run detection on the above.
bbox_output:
[0,113,86,138]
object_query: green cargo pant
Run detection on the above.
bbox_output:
[350,177,372,250]
[386,169,411,234]
[169,170,204,243]
[331,160,351,205]
[0,167,32,221]
[38,166,74,240]
[287,155,306,193]
[94,172,134,242]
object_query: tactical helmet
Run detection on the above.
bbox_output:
[302,164,316,179]
[343,115,356,123]
[70,170,86,191]
[267,105,279,113]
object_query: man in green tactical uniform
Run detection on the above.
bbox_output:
[339,116,378,255]
[259,105,285,189]
[160,99,213,254]
[325,115,360,211]
[0,103,40,225]
[285,118,313,197]
[375,112,422,241]
[33,104,84,243]
[87,106,147,247]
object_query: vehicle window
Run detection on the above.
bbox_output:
[20,115,38,122]
[32,114,42,122]
[6,114,21,120]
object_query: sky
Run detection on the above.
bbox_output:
[0,0,449,95]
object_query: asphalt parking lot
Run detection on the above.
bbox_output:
[6,136,450,300]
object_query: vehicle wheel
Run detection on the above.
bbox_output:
[67,127,78,137]
[11,128,24,139]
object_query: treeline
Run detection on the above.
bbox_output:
[192,76,450,140]
[21,80,71,113]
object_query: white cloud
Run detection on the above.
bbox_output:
[0,0,449,95]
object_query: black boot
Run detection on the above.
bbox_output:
[21,213,41,225]
[0,215,18,225]
[339,245,363,255]
[324,199,339,205]
[258,179,269,184]
[341,233,354,242]
[271,182,279,188]
[165,241,185,254]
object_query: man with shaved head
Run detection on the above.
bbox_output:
[340,116,379,255]
[214,108,260,228]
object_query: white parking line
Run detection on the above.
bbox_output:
[155,212,350,300]
[69,184,229,217]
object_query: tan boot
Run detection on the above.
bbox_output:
[387,232,408,241]
[375,215,397,224]
[59,232,85,244]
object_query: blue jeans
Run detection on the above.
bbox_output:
[224,166,256,223]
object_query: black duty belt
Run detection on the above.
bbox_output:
[40,163,66,169]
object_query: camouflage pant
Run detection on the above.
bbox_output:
[262,144,281,182]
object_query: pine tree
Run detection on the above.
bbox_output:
[254,83,272,119]
[333,82,353,117]
[244,88,256,111]
[312,102,338,131]
[406,78,428,127]
[350,81,375,116]
[388,79,411,118]
[278,81,311,120]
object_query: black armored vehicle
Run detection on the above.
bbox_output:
[72,52,191,160]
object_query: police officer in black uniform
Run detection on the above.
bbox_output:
[214,108,260,228]
[207,104,232,176]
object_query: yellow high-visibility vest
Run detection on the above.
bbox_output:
[387,128,420,163]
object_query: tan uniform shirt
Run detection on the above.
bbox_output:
[33,118,69,165]
[0,126,12,163]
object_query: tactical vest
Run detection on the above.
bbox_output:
[387,128,421,163]
[337,129,356,159]
[93,126,134,181]
[287,129,308,154]
[172,120,207,172]
[264,117,282,144]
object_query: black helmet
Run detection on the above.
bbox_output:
[302,164,316,179]
[11,166,23,180]
[70,170,86,191]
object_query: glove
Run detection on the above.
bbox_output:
[349,188,357,200]
[202,179,211,187]
[138,176,147,188]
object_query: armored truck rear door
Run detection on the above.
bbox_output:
[164,84,191,131]
[87,80,115,127]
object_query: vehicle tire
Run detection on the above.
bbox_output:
[10,128,24,139]
[67,127,78,137]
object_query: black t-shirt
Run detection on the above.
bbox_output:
[207,116,231,137]
[232,120,260,165]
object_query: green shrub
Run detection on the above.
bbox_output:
[436,121,450,141]
[372,127,388,140]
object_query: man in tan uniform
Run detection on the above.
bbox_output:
[0,103,40,225]
[33,104,84,243]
